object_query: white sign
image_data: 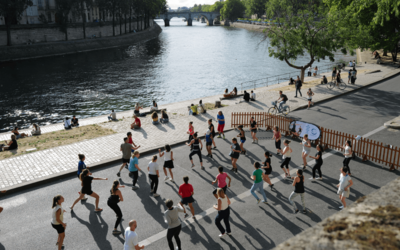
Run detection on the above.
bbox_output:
[289,121,321,140]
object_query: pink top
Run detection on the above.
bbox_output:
[189,126,194,135]
[217,172,228,188]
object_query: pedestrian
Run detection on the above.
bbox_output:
[124,220,145,250]
[186,132,204,170]
[212,166,231,199]
[294,76,302,98]
[70,169,107,212]
[237,125,246,155]
[261,151,274,188]
[250,162,268,204]
[204,129,213,158]
[159,144,175,182]
[309,144,324,181]
[337,167,353,209]
[348,69,352,83]
[288,169,306,214]
[108,109,117,121]
[127,132,140,153]
[229,138,241,173]
[164,199,186,250]
[272,125,282,155]
[307,66,312,76]
[179,176,195,219]
[208,119,217,149]
[339,140,353,175]
[0,190,6,214]
[117,137,140,177]
[301,134,311,170]
[77,154,89,201]
[52,195,67,250]
[332,67,337,81]
[278,140,293,178]
[187,122,194,150]
[107,180,125,235]
[250,117,258,143]
[129,151,142,190]
[351,68,357,84]
[307,88,314,109]
[314,66,318,76]
[217,111,225,139]
[213,188,232,238]
[148,155,160,197]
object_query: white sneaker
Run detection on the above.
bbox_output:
[309,178,316,181]
[317,177,323,180]
[170,179,175,183]
[227,232,232,236]
[339,205,344,209]
[219,233,226,238]
[164,176,169,181]
[153,193,160,197]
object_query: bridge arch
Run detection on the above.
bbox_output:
[156,12,219,27]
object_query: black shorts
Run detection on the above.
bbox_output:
[264,167,272,175]
[251,129,257,133]
[275,140,281,150]
[81,189,93,195]
[122,158,130,164]
[181,196,195,205]
[206,141,212,146]
[164,160,174,169]
[52,223,65,234]
[212,185,227,195]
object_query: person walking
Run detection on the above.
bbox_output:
[307,66,312,77]
[237,125,246,155]
[204,129,213,158]
[307,88,314,109]
[70,169,107,212]
[212,166,231,199]
[347,69,352,83]
[208,119,217,149]
[124,220,145,250]
[164,199,186,250]
[309,144,324,181]
[52,195,67,250]
[229,138,241,173]
[288,169,306,214]
[117,137,139,177]
[314,66,318,76]
[278,140,293,178]
[129,151,142,190]
[127,132,140,153]
[272,125,282,155]
[148,155,160,197]
[339,140,353,175]
[159,144,175,182]
[337,167,353,209]
[250,162,268,204]
[179,176,195,219]
[187,122,194,150]
[186,132,204,170]
[301,134,311,170]
[250,117,258,143]
[77,154,89,201]
[216,111,225,139]
[332,67,337,81]
[294,76,302,98]
[261,151,274,188]
[213,188,232,238]
[107,180,125,235]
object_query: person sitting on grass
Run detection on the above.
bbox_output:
[160,110,169,123]
[71,115,79,127]
[108,110,117,121]
[152,112,159,125]
[31,123,41,136]
[0,135,18,152]
[64,117,72,130]
[190,104,197,116]
[131,115,141,129]
[12,127,29,139]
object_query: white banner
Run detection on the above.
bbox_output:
[289,121,321,140]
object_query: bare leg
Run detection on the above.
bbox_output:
[263,175,272,185]
[70,193,85,209]
[58,233,65,250]
[163,167,168,177]
[168,169,174,180]
[90,192,102,211]
[212,138,216,148]
[188,203,195,216]
[118,163,126,173]
[340,196,347,208]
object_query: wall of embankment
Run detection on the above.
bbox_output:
[0,21,161,62]
[223,21,268,32]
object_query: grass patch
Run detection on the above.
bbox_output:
[0,125,116,160]
[195,103,228,111]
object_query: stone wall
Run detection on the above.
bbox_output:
[230,22,269,32]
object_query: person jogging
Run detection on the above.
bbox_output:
[229,138,241,173]
[179,176,195,219]
[148,155,160,197]
[337,167,353,209]
[129,151,142,190]
[213,188,232,238]
[208,119,217,149]
[117,137,140,177]
[272,126,282,155]
[107,180,125,235]
[339,140,353,175]
[237,125,246,155]
[186,132,204,170]
[309,144,324,181]
[217,111,225,139]
[164,199,186,250]
[70,169,107,212]
[77,154,89,201]
[278,140,293,178]
[250,117,258,143]
[124,220,145,250]
[127,132,140,153]
[250,162,268,204]
[187,122,194,150]
[52,195,67,250]
[212,166,231,199]
[289,169,306,214]
[159,144,175,182]
[301,134,312,170]
[261,151,274,188]
[307,88,314,109]
[204,129,213,158]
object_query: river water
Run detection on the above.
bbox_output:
[0,18,354,132]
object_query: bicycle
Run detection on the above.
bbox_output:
[327,79,347,90]
[268,101,290,116]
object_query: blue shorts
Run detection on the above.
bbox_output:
[240,139,246,144]
[16,134,22,139]
[131,149,135,153]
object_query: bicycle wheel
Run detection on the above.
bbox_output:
[268,107,277,115]
[339,82,347,90]
[282,106,290,116]
[327,81,334,90]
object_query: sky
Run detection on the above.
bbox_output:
[168,0,218,9]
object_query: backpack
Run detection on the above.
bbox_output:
[282,94,288,102]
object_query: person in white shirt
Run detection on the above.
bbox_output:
[307,66,312,76]
[349,61,353,67]
[336,167,353,209]
[150,101,158,112]
[148,155,160,197]
[108,109,117,121]
[124,220,144,250]
[64,117,72,129]
[250,90,256,101]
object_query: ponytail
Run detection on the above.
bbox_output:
[80,169,89,182]
[52,195,62,208]
[111,180,119,195]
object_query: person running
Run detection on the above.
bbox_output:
[129,151,142,190]
[117,137,140,177]
[213,188,232,238]
[307,88,314,109]
[186,132,204,170]
[250,117,258,143]
[52,195,67,250]
[272,125,282,155]
[278,140,293,178]
[229,138,241,173]
[187,122,194,150]
[301,134,311,170]
[261,151,274,188]
[107,180,125,235]
[70,169,107,212]
[216,111,225,139]
[289,169,306,214]
[159,144,175,182]
[127,132,140,153]
[332,67,337,81]
[337,167,353,209]
[250,162,268,204]
[309,144,324,181]
[148,155,160,197]
[179,176,195,219]
[77,154,89,201]
[212,166,231,199]
[339,140,353,175]
[124,220,145,250]
[237,125,246,155]
[204,129,213,158]
[164,199,186,250]
[208,119,217,149]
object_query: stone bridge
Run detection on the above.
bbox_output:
[155,12,220,26]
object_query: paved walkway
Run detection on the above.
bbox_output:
[1,64,399,189]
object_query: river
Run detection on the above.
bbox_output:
[0,18,355,132]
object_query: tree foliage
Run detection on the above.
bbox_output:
[56,0,75,41]
[220,0,245,21]
[243,0,267,18]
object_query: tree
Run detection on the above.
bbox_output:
[244,0,267,19]
[56,0,75,41]
[73,0,92,39]
[220,0,245,21]
[209,2,224,13]
[262,0,343,82]
[0,0,33,46]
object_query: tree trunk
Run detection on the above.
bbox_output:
[129,8,132,32]
[392,45,398,62]
[6,22,12,46]
[81,2,86,39]
[125,14,127,34]
[300,68,305,83]
[112,13,115,36]
[383,50,388,56]
[65,22,69,41]
[119,13,122,35]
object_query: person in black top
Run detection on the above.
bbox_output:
[289,78,295,85]
[261,151,274,188]
[1,135,18,151]
[186,133,204,170]
[229,138,241,173]
[70,169,108,212]
[208,119,217,149]
[321,75,328,84]
[289,169,306,214]
[160,110,169,123]
[294,76,302,98]
[332,67,337,81]
[276,91,288,112]
[237,125,246,155]
[309,144,324,180]
[243,91,250,102]
[71,115,79,127]
[108,180,125,235]
[250,117,258,143]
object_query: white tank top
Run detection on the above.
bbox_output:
[52,205,64,225]
[283,146,291,158]
[345,146,351,158]
[164,151,172,161]
[219,196,229,210]
[302,140,310,152]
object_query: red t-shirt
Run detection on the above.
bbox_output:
[128,137,133,144]
[179,183,193,198]
[135,118,141,127]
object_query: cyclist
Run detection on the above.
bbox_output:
[276,91,288,112]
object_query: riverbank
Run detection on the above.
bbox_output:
[229,21,268,32]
